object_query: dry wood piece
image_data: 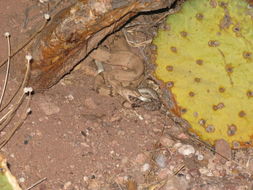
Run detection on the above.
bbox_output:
[27,0,175,90]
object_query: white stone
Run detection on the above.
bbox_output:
[197,154,204,161]
[195,151,204,160]
[64,181,72,189]
[141,163,150,172]
[178,144,195,156]
[155,154,167,168]
[19,177,25,183]
[173,142,183,149]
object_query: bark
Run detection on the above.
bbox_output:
[28,0,176,90]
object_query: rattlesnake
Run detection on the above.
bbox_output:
[89,47,161,111]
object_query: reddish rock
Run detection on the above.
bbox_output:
[215,139,231,163]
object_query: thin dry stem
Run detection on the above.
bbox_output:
[0,80,23,112]
[0,20,48,68]
[25,177,47,190]
[123,29,152,48]
[0,16,48,111]
[173,164,185,175]
[0,57,31,147]
[0,11,47,149]
[116,182,124,190]
[0,58,31,127]
[0,35,11,108]
[147,8,180,29]
[0,91,32,148]
[0,94,26,131]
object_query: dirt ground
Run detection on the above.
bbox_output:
[0,0,253,190]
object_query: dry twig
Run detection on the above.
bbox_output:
[25,177,47,190]
[0,17,49,68]
[0,13,50,148]
[0,33,11,109]
[0,55,33,148]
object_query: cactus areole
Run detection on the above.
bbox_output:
[153,0,253,148]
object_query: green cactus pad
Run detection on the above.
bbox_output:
[153,0,253,148]
[0,155,22,190]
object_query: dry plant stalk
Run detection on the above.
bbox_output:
[0,12,52,148]
[0,15,50,69]
[25,177,47,190]
[0,34,34,148]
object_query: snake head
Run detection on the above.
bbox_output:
[117,87,141,103]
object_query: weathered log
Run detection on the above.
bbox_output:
[28,0,176,90]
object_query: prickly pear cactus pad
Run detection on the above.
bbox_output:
[0,155,22,190]
[153,0,253,148]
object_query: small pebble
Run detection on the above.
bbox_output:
[117,130,125,136]
[83,176,89,182]
[135,153,147,165]
[153,128,162,133]
[215,139,231,163]
[173,142,183,149]
[0,131,6,136]
[157,168,173,179]
[63,181,72,189]
[199,167,213,177]
[121,157,128,165]
[65,94,74,101]
[19,177,25,183]
[160,175,188,190]
[155,154,167,168]
[88,179,100,190]
[189,168,201,178]
[110,114,121,122]
[81,142,90,148]
[141,163,150,172]
[177,133,188,139]
[185,174,191,180]
[115,176,125,184]
[160,136,175,148]
[84,97,97,109]
[24,140,29,145]
[178,145,195,156]
[195,151,204,161]
[197,154,204,161]
[247,158,253,172]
